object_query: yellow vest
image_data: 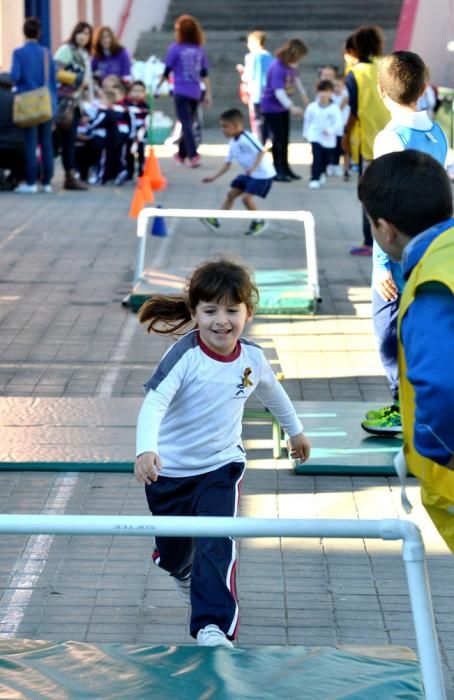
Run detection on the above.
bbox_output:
[351,59,390,161]
[398,227,454,551]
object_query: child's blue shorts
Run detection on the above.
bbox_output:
[230,174,273,198]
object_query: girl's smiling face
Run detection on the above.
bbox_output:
[191,300,252,355]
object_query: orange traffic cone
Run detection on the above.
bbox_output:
[144,147,167,191]
[137,175,154,204]
[128,186,145,219]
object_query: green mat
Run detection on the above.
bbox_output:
[127,268,316,315]
[0,640,423,699]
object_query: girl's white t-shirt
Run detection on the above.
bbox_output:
[136,330,302,477]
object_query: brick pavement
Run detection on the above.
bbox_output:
[0,129,453,696]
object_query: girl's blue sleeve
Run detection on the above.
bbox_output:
[372,240,391,272]
[402,285,454,465]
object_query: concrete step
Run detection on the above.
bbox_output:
[163,0,402,30]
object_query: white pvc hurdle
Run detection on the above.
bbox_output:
[0,515,445,699]
[134,207,320,301]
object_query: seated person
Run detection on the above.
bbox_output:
[0,72,25,189]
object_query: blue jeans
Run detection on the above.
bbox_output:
[23,119,54,185]
[174,95,199,159]
[371,288,400,401]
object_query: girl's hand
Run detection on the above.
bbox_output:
[287,433,311,462]
[203,94,213,108]
[202,175,215,183]
[134,451,162,484]
[290,105,303,117]
[375,270,399,302]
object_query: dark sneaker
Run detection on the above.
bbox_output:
[200,217,220,233]
[350,245,372,256]
[361,404,402,435]
[245,219,267,236]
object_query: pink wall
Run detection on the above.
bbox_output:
[394,0,454,86]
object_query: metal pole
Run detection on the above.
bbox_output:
[134,211,149,284]
[400,521,447,700]
[300,211,321,301]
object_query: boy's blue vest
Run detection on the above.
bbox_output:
[373,121,448,292]
[391,122,447,164]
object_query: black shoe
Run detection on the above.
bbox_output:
[286,170,302,180]
[274,174,292,182]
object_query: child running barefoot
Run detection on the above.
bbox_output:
[135,258,311,648]
[200,109,276,236]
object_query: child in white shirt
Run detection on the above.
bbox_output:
[303,79,343,188]
[201,108,276,236]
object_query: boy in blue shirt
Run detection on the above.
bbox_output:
[358,150,454,552]
[361,51,448,435]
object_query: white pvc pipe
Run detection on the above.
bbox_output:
[0,515,445,699]
[0,515,412,539]
[134,208,320,300]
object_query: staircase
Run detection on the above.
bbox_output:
[135,1,403,125]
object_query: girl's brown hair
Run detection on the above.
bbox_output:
[276,38,308,65]
[138,258,259,335]
[174,14,205,45]
[92,26,124,58]
[68,21,93,52]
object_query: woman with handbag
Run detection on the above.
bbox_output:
[10,17,57,194]
[54,21,94,191]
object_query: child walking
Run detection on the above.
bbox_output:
[135,258,311,647]
[302,80,343,188]
[200,109,276,236]
[236,30,273,142]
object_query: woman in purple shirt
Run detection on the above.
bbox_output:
[156,15,212,168]
[91,26,132,84]
[261,38,308,181]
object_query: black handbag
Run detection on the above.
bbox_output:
[55,95,76,130]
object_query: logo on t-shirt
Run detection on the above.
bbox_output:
[235,367,253,396]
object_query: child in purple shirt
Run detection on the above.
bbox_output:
[261,38,308,181]
[156,15,212,168]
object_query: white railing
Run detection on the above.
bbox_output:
[134,208,320,301]
[0,515,446,699]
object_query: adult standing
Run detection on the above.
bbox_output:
[91,26,132,84]
[156,14,212,168]
[10,17,57,194]
[342,25,390,255]
[54,21,94,191]
[261,38,309,182]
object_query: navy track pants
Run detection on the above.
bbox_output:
[145,461,245,639]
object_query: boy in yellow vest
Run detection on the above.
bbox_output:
[358,150,454,552]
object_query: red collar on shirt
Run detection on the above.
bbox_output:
[197,331,241,362]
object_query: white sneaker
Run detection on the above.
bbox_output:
[197,624,234,648]
[173,575,191,605]
[326,165,334,176]
[42,185,53,194]
[334,164,343,177]
[309,180,321,189]
[319,173,327,185]
[15,184,38,194]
